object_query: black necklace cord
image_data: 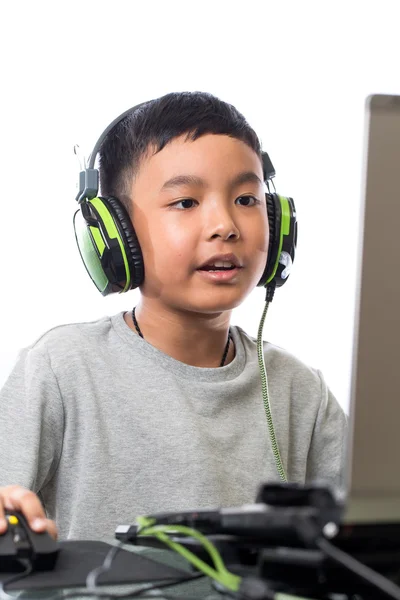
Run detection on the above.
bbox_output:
[131,307,231,367]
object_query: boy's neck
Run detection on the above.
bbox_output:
[123,300,235,368]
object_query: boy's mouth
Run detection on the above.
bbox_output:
[197,253,242,272]
[196,254,243,281]
[200,262,236,272]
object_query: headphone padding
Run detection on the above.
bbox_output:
[258,193,281,287]
[105,196,145,288]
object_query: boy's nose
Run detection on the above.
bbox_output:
[206,207,240,241]
[210,225,240,241]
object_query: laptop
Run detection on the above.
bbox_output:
[344,93,400,524]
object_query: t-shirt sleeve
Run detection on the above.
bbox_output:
[0,344,64,492]
[305,370,348,492]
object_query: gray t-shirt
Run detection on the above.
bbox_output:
[0,312,347,541]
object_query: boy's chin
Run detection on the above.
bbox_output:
[179,288,254,314]
[142,280,258,314]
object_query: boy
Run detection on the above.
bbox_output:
[0,92,347,542]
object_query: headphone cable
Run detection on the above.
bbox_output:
[257,283,287,482]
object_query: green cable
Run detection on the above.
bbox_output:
[257,299,287,482]
[136,517,241,591]
[136,518,317,599]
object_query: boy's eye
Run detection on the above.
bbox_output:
[235,195,259,206]
[172,199,198,209]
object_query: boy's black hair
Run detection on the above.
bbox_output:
[99,91,262,214]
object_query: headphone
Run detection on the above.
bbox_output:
[74,102,298,297]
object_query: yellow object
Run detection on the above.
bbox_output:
[7,515,19,525]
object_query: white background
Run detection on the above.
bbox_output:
[1,0,398,411]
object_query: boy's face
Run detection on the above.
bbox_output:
[130,134,269,314]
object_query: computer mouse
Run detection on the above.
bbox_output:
[0,510,59,571]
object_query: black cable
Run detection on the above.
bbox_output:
[0,560,33,600]
[316,536,400,600]
[61,572,206,599]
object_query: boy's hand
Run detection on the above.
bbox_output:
[0,485,58,540]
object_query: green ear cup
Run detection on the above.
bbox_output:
[258,193,297,289]
[74,197,144,296]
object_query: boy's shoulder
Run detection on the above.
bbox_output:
[235,325,324,386]
[26,313,117,361]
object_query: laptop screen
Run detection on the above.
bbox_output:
[344,94,400,523]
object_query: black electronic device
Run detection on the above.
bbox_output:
[117,482,400,599]
[0,511,59,572]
